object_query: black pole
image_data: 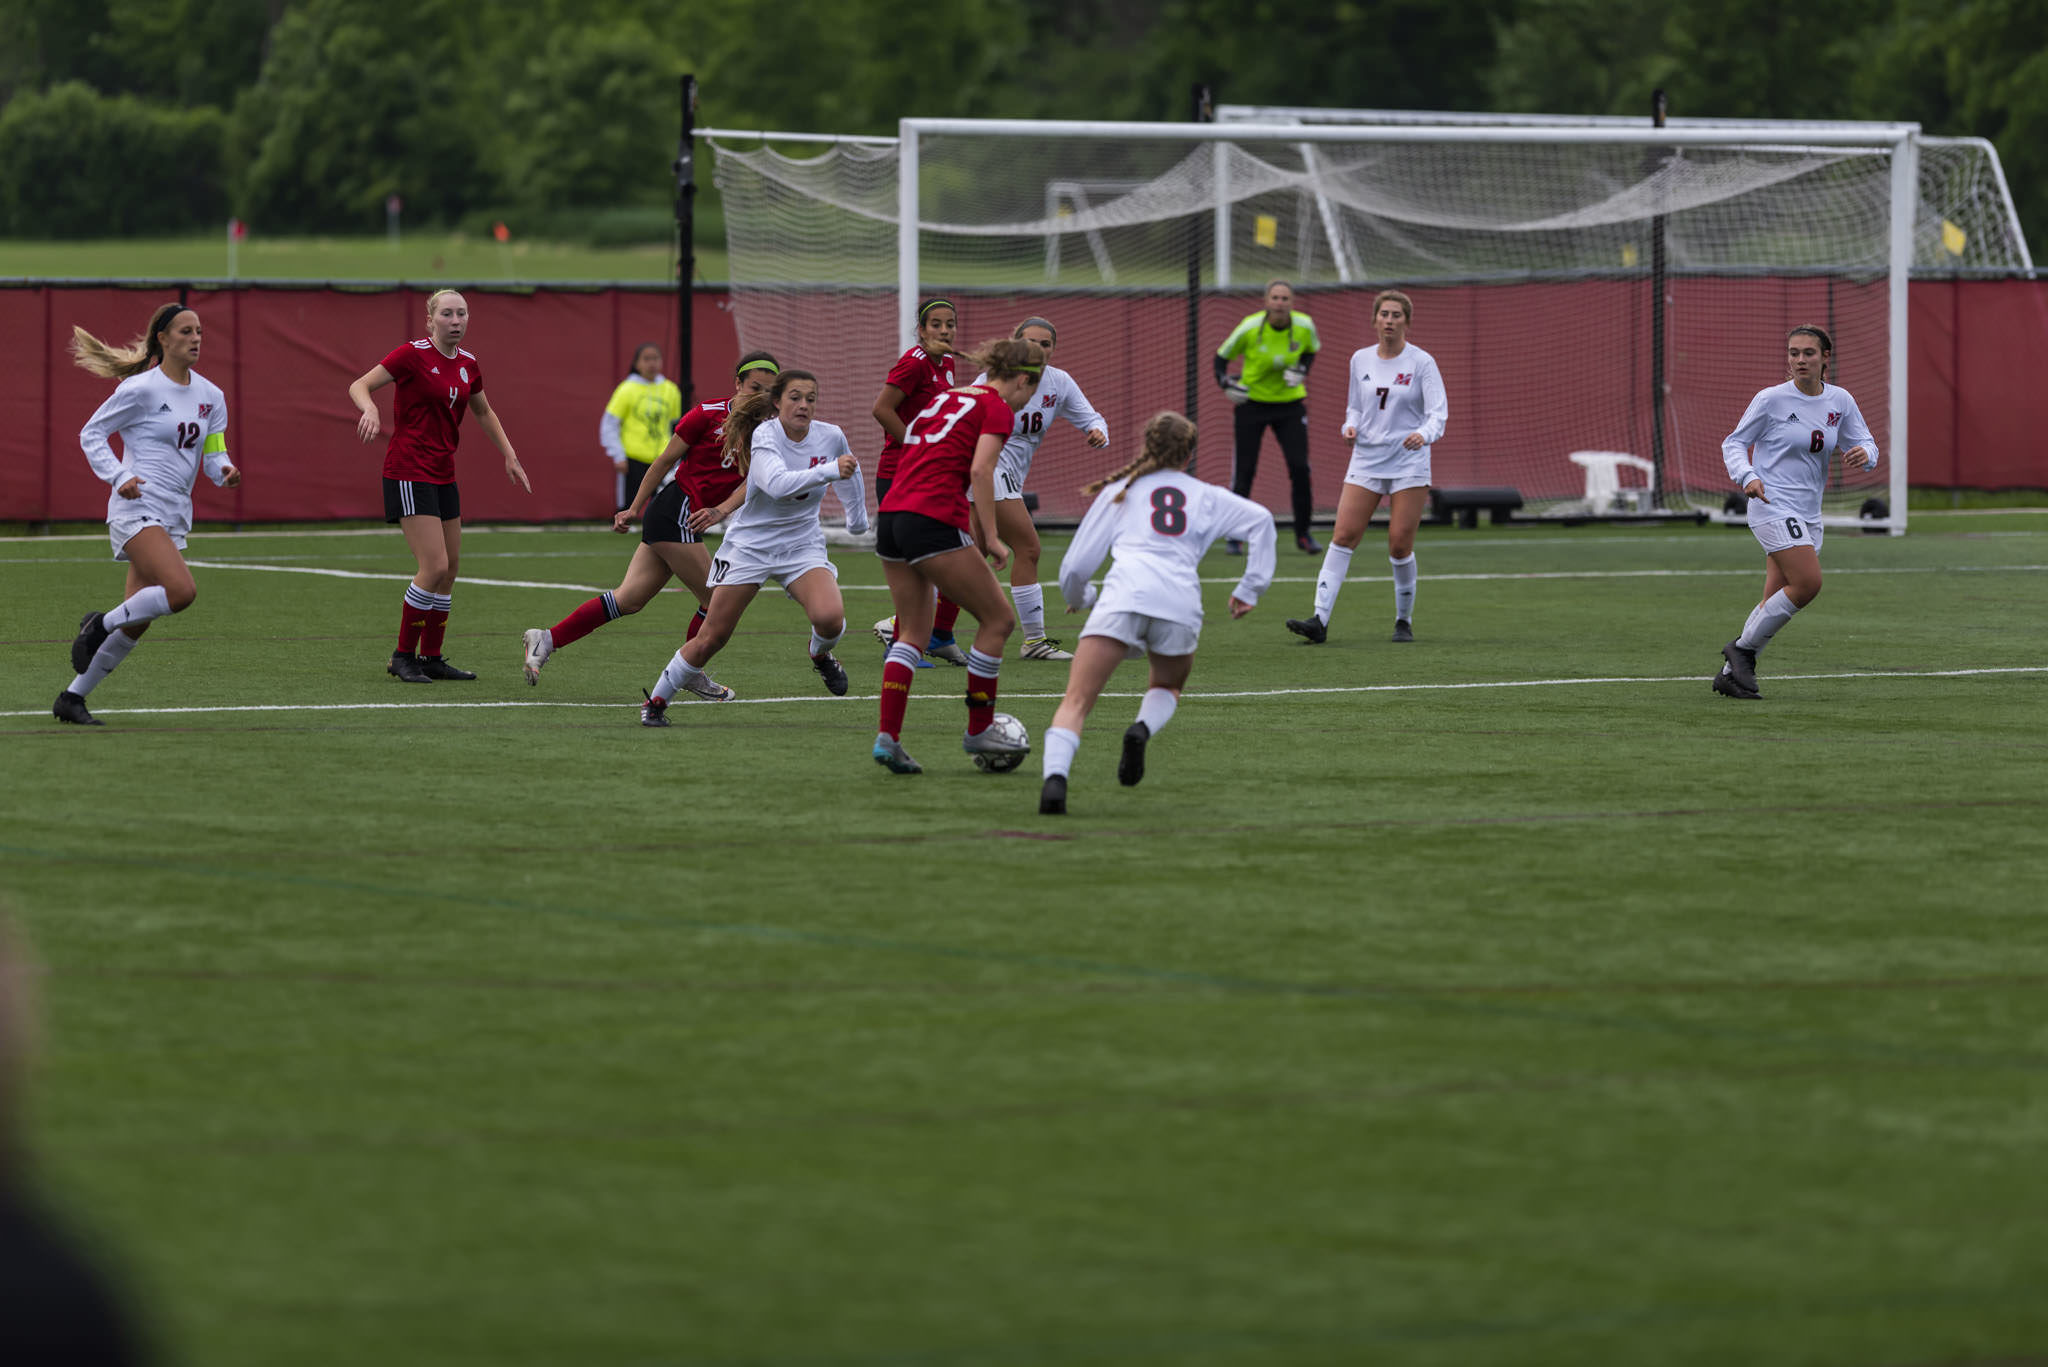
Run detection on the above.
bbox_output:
[674,73,698,405]
[1187,82,1213,422]
[1649,88,1668,509]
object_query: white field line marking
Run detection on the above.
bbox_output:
[7,666,2044,720]
[175,559,2048,594]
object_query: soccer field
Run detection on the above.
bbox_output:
[4,515,2047,1366]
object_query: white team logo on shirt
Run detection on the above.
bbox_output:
[459,366,469,383]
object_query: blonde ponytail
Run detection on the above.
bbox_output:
[69,301,185,380]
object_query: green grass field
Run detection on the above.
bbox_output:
[1,234,706,284]
[4,514,2047,1366]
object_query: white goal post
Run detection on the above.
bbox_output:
[704,114,2019,531]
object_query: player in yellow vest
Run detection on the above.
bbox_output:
[1214,279,1321,553]
[601,343,684,510]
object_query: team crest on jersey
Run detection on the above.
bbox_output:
[1395,373,1413,385]
[1826,411,1841,426]
[197,404,212,417]
[1040,394,1054,408]
[459,366,469,383]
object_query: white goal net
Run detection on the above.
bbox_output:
[707,116,2010,530]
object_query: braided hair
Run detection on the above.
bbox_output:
[1083,412,1197,503]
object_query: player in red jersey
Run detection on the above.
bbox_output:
[869,337,1045,774]
[348,289,530,682]
[520,352,781,692]
[868,297,972,666]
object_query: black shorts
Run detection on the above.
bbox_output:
[640,481,702,546]
[384,478,461,523]
[874,475,892,505]
[875,509,973,564]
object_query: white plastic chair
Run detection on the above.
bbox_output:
[1568,451,1656,513]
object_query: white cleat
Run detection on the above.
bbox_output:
[872,615,898,646]
[521,627,553,685]
[1021,636,1074,661]
[681,673,737,702]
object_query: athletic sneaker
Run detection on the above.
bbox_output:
[1285,615,1327,644]
[872,733,922,773]
[387,651,432,683]
[927,634,970,667]
[640,689,671,727]
[680,672,737,702]
[1711,669,1761,701]
[71,611,109,674]
[871,615,897,646]
[52,690,102,726]
[1224,539,1246,556]
[1118,721,1150,787]
[1021,636,1074,661]
[417,655,476,680]
[1296,531,1323,555]
[1391,618,1415,643]
[521,627,553,685]
[1039,773,1068,815]
[812,651,849,697]
[1721,640,1760,694]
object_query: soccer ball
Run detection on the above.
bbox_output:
[970,712,1030,773]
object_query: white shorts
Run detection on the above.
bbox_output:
[1081,609,1201,659]
[708,542,837,591]
[107,496,191,561]
[968,448,1034,504]
[1344,444,1430,492]
[1749,511,1825,555]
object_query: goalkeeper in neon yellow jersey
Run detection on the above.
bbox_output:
[1214,279,1321,552]
[600,342,684,510]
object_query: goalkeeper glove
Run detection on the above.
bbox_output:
[1221,377,1250,405]
[1282,365,1307,388]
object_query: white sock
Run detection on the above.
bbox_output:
[1390,553,1417,621]
[1043,725,1080,779]
[101,585,171,631]
[69,630,140,698]
[1312,545,1354,623]
[653,649,702,703]
[809,623,844,657]
[1135,687,1178,735]
[1013,582,1046,639]
[1737,590,1799,652]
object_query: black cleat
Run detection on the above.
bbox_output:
[52,690,103,726]
[417,655,476,681]
[640,689,671,727]
[1296,531,1322,555]
[1721,640,1759,694]
[812,651,849,697]
[1285,615,1327,645]
[1224,539,1246,556]
[1039,773,1067,815]
[388,651,432,683]
[1391,618,1415,643]
[1711,670,1761,701]
[1118,721,1151,787]
[71,611,110,674]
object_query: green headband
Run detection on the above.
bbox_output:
[1014,364,1042,376]
[918,298,956,325]
[735,359,779,377]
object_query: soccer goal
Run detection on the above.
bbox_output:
[705,114,2008,530]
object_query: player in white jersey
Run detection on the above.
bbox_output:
[639,369,868,725]
[965,317,1109,661]
[55,302,241,726]
[1038,412,1276,815]
[1711,324,1877,699]
[1286,289,1447,647]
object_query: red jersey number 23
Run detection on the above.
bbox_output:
[906,393,974,445]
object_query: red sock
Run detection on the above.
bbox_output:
[879,660,916,739]
[965,669,997,735]
[419,608,450,656]
[551,595,615,649]
[932,596,962,635]
[685,606,707,643]
[397,597,427,654]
